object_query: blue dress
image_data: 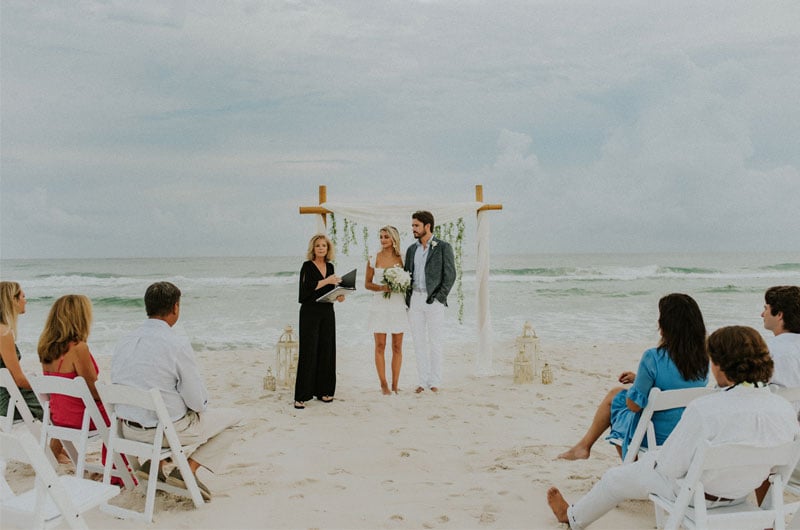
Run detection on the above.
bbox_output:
[607,347,708,459]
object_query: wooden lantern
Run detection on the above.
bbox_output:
[275,325,299,388]
[541,362,553,384]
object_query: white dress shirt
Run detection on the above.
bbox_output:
[769,332,800,388]
[655,385,799,499]
[111,319,208,427]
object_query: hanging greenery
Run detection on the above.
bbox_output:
[431,218,466,323]
[362,226,370,262]
[329,212,338,246]
[328,215,466,324]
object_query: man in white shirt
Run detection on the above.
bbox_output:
[112,282,243,499]
[763,285,800,388]
[546,326,799,529]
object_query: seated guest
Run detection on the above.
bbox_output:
[547,325,799,529]
[762,285,800,388]
[38,294,131,481]
[0,282,43,421]
[111,282,243,500]
[559,294,708,461]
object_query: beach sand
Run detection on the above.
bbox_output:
[11,338,665,529]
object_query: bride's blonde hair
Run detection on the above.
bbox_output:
[380,225,402,259]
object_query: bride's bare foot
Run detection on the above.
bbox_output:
[547,487,570,523]
[557,445,590,460]
[380,382,391,395]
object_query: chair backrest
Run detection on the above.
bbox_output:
[623,386,715,463]
[29,374,108,437]
[0,368,39,435]
[773,385,800,404]
[667,435,800,530]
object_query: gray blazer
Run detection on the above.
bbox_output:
[404,237,456,307]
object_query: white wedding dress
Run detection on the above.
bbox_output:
[367,256,409,334]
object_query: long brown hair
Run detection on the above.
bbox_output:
[657,293,708,381]
[37,295,93,364]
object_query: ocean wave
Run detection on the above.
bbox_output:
[24,272,298,290]
[92,296,144,308]
[489,263,800,283]
[763,263,800,272]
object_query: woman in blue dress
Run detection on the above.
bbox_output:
[558,293,708,461]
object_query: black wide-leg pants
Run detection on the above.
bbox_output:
[294,302,336,402]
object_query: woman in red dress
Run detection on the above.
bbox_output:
[38,294,130,484]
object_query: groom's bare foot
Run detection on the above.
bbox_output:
[430,387,439,393]
[547,487,570,524]
[557,445,590,460]
[414,386,424,394]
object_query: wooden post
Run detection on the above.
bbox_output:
[299,185,332,228]
[476,184,503,212]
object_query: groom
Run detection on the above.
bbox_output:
[405,210,456,393]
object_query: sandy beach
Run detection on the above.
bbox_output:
[7,337,670,529]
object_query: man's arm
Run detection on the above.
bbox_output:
[175,342,209,413]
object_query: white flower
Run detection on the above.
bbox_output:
[431,240,438,248]
[382,266,411,299]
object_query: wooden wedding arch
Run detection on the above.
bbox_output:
[299,185,502,375]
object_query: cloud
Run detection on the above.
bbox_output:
[1,1,799,258]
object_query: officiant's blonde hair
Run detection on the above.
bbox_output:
[306,233,335,262]
[380,225,402,258]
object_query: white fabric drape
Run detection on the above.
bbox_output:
[321,201,494,376]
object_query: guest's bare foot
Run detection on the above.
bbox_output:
[414,386,424,394]
[380,383,391,395]
[547,487,570,524]
[557,445,590,460]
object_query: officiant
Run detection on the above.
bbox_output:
[294,233,343,410]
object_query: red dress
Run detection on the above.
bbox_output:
[44,355,109,429]
[44,354,133,486]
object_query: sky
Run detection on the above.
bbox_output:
[1,1,799,259]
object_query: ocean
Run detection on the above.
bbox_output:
[2,252,799,360]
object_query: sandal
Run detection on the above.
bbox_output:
[294,401,305,409]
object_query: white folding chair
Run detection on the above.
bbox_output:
[28,375,136,489]
[772,386,800,523]
[649,434,800,530]
[622,386,715,464]
[1,367,42,438]
[0,430,119,530]
[95,382,204,522]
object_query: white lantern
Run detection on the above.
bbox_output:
[275,325,299,388]
[513,345,533,384]
[263,367,277,391]
[515,321,541,376]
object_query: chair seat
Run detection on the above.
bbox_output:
[2,475,119,524]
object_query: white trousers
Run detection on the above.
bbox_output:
[567,453,741,529]
[408,291,445,388]
[122,407,243,473]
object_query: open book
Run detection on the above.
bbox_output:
[316,268,357,303]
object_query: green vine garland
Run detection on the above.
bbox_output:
[327,215,466,324]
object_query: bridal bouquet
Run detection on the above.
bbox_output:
[383,266,411,299]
